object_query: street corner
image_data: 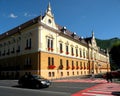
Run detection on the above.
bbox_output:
[71,82,120,96]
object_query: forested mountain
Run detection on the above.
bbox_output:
[96,37,120,70]
[96,37,120,50]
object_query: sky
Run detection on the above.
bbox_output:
[0,0,120,40]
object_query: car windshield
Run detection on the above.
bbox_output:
[33,75,44,79]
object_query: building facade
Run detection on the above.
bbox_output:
[0,3,110,79]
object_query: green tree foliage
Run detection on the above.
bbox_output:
[96,38,120,50]
[109,41,120,70]
[96,38,120,71]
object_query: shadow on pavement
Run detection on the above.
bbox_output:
[12,85,48,89]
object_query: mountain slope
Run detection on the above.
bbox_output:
[96,37,120,70]
[96,38,120,50]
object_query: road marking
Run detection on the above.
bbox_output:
[71,83,120,96]
[82,92,114,96]
[89,90,111,94]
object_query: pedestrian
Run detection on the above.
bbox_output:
[91,72,95,80]
[106,72,112,83]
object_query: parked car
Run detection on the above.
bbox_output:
[18,74,51,88]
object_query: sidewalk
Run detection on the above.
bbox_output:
[72,82,120,96]
[53,77,120,96]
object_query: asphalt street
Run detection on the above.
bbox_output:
[0,80,97,96]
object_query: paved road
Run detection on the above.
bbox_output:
[0,80,97,96]
[0,85,70,96]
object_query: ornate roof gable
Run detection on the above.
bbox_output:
[42,2,58,30]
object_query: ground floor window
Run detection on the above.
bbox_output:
[72,71,74,75]
[48,72,51,77]
[67,72,69,76]
[61,72,63,76]
[48,72,55,77]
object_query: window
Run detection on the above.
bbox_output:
[51,39,53,50]
[67,72,69,76]
[80,48,82,57]
[59,59,63,69]
[72,61,74,69]
[16,45,20,53]
[72,61,74,66]
[76,48,78,57]
[60,43,63,53]
[11,47,15,53]
[29,38,31,48]
[77,71,79,75]
[48,72,51,77]
[48,57,55,69]
[60,59,62,65]
[72,72,74,75]
[87,62,89,70]
[80,62,83,69]
[66,60,69,66]
[84,62,86,70]
[83,49,85,58]
[71,47,74,56]
[26,39,28,48]
[52,72,55,77]
[48,19,52,24]
[25,38,31,50]
[7,49,10,55]
[47,38,54,51]
[47,39,50,49]
[61,72,63,76]
[76,61,79,69]
[24,57,32,69]
[66,45,69,54]
[66,60,70,70]
[48,57,50,66]
[52,57,54,65]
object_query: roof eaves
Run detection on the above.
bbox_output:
[0,16,41,40]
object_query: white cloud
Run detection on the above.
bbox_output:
[9,13,18,18]
[24,12,37,17]
[24,12,30,17]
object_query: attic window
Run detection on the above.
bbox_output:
[48,19,52,24]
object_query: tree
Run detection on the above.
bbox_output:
[109,41,120,70]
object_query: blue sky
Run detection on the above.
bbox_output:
[0,0,120,39]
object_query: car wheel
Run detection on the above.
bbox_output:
[45,85,49,88]
[19,83,24,87]
[36,84,40,89]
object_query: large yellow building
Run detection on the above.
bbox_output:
[0,3,110,79]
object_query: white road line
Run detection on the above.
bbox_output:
[88,90,111,94]
[82,92,114,96]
